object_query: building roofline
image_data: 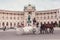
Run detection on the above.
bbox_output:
[36,9,59,12]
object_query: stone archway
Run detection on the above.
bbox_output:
[51,21,53,25]
[2,22,5,27]
[54,21,58,26]
[47,22,50,24]
[59,21,60,27]
[44,22,46,24]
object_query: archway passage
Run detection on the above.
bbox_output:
[50,21,58,27]
[2,22,5,27]
[51,21,53,25]
[59,21,60,27]
[54,21,58,27]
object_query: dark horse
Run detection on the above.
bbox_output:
[40,23,56,34]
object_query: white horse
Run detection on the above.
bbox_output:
[15,25,40,35]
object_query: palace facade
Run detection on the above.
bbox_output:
[0,4,60,28]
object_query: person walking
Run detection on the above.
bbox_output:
[3,26,6,31]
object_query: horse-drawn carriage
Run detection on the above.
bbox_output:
[15,17,56,34]
[40,23,56,34]
[15,22,56,35]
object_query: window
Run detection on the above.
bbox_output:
[6,22,8,26]
[55,15,57,18]
[29,12,31,14]
[48,16,49,19]
[17,17,19,20]
[51,16,53,19]
[2,16,4,19]
[44,13,45,15]
[44,16,46,19]
[10,17,12,19]
[17,22,19,26]
[47,22,49,24]
[10,22,12,26]
[0,23,1,26]
[14,17,16,19]
[54,12,56,13]
[40,16,42,19]
[37,17,39,19]
[21,17,23,20]
[51,21,53,24]
[40,13,42,15]
[6,17,8,19]
[14,23,16,26]
[59,16,60,18]
[2,22,4,26]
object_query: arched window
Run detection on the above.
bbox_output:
[29,12,31,14]
[47,22,49,24]
[17,22,19,25]
[10,17,12,19]
[10,22,12,26]
[51,21,53,24]
[17,17,19,20]
[44,22,46,24]
[2,16,4,19]
[2,22,4,26]
[55,15,57,18]
[51,16,53,19]
[0,23,1,26]
[44,16,46,19]
[14,17,16,19]
[48,16,49,19]
[40,22,42,24]
[55,21,57,25]
[6,17,8,19]
[14,23,16,26]
[59,21,60,23]
[6,22,8,26]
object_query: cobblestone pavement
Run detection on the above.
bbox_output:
[0,27,60,40]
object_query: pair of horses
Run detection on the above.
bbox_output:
[40,23,56,34]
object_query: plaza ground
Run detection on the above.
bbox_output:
[0,27,60,40]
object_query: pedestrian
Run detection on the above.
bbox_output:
[3,26,6,31]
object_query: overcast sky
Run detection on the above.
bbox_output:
[0,0,60,11]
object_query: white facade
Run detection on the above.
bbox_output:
[0,4,60,28]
